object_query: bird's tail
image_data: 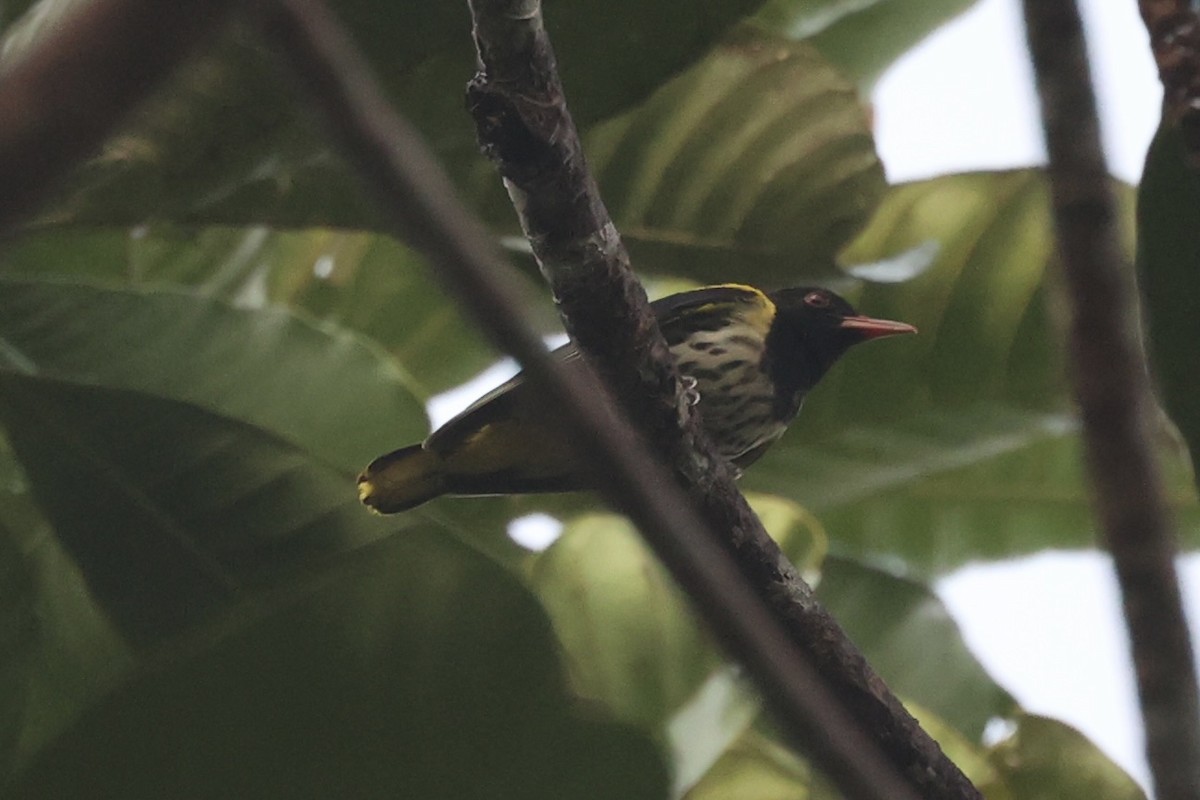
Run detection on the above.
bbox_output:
[357,444,445,514]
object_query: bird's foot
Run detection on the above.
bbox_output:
[681,375,701,407]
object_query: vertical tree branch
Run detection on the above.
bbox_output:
[1022,3,1200,799]
[0,0,235,230]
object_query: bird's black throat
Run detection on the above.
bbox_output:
[762,312,856,421]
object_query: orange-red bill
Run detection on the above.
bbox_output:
[839,315,918,339]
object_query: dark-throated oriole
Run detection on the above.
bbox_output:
[358,284,915,513]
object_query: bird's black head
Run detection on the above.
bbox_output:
[763,287,916,409]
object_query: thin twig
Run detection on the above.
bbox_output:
[1022,3,1200,798]
[1140,0,1200,163]
[0,0,235,231]
[258,1,939,798]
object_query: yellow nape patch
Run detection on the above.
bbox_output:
[709,283,775,335]
[357,480,376,503]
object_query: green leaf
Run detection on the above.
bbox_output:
[820,427,1198,572]
[7,0,766,230]
[682,727,814,800]
[739,170,1200,571]
[530,507,1013,791]
[530,513,719,730]
[0,374,403,643]
[905,702,1008,796]
[583,27,884,285]
[0,440,132,779]
[1138,122,1200,481]
[682,707,1144,799]
[983,713,1146,800]
[751,0,978,87]
[0,277,426,471]
[530,502,816,790]
[681,704,1006,799]
[261,231,559,396]
[0,227,559,398]
[815,556,1015,739]
[667,667,763,797]
[7,531,668,799]
[0,489,34,779]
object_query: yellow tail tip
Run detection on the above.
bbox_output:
[354,444,444,514]
[356,475,388,515]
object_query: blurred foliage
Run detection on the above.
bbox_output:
[0,0,1171,796]
[8,532,668,799]
[981,714,1148,800]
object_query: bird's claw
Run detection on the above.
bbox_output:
[681,375,701,408]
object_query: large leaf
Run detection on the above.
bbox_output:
[740,170,1200,571]
[681,727,815,800]
[0,273,430,644]
[581,27,884,285]
[815,556,1015,739]
[5,0,767,230]
[681,709,1145,799]
[751,0,978,87]
[0,375,402,643]
[7,530,668,799]
[680,709,1004,799]
[261,231,560,396]
[0,226,560,398]
[0,440,132,778]
[982,714,1146,800]
[0,481,34,779]
[819,426,1198,572]
[0,277,426,470]
[530,513,721,731]
[530,502,820,792]
[531,505,1016,792]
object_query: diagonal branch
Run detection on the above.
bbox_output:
[465,1,978,798]
[259,1,964,798]
[1022,3,1200,799]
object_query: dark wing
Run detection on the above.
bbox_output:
[424,344,582,455]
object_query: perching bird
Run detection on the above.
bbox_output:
[358,284,915,513]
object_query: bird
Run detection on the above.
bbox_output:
[357,284,915,513]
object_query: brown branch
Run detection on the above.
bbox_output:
[1140,0,1200,163]
[1022,3,1200,799]
[465,1,979,798]
[0,0,235,231]
[257,1,953,798]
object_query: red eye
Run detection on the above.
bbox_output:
[804,291,831,309]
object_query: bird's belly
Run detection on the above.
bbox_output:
[670,334,784,460]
